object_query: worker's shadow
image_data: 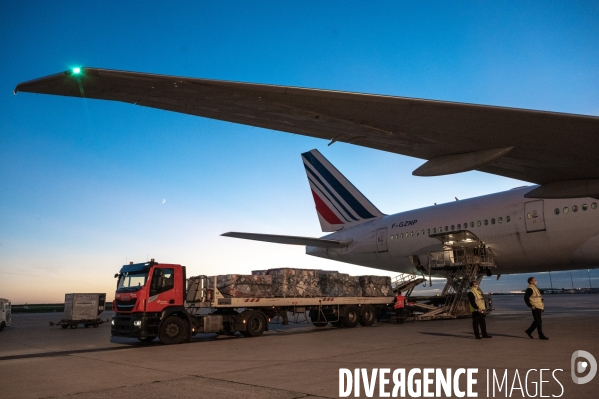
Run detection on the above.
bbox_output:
[469,332,529,339]
[418,332,471,339]
[420,332,528,339]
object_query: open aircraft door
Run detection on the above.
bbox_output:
[376,228,388,253]
[525,200,546,232]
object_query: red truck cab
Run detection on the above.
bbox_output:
[111,260,189,342]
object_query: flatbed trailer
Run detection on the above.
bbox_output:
[111,261,396,344]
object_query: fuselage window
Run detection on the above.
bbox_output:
[477,221,481,227]
[421,230,425,235]
[433,227,437,233]
[592,203,597,210]
[491,218,495,225]
[582,204,588,211]
[572,205,578,212]
[457,224,461,229]
[470,222,474,228]
[390,235,394,240]
[563,207,569,214]
[416,231,420,236]
[427,229,430,234]
[400,233,403,238]
[451,225,455,231]
[411,232,414,237]
[444,226,449,232]
[498,217,503,223]
[527,212,532,219]
[554,208,560,215]
[506,216,511,222]
[484,219,489,226]
[439,227,442,232]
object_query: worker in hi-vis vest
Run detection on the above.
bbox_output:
[467,281,492,339]
[393,293,406,324]
[524,277,548,340]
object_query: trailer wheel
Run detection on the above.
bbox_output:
[159,316,187,345]
[137,336,156,343]
[242,312,266,337]
[359,305,376,327]
[341,305,360,328]
[70,323,78,329]
[61,324,68,329]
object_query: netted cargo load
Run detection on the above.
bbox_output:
[359,275,393,297]
[267,268,322,297]
[319,271,361,297]
[208,274,273,298]
[251,270,269,276]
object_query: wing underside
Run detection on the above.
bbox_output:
[15,68,599,188]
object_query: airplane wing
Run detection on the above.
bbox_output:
[221,232,352,248]
[15,68,599,196]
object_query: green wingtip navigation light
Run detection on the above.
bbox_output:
[72,67,81,74]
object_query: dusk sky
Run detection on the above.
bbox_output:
[2,2,599,303]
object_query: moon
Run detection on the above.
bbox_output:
[162,199,166,204]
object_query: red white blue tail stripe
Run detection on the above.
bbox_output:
[302,150,384,232]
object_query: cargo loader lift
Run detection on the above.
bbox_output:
[397,231,496,321]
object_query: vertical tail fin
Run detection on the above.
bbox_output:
[301,149,384,232]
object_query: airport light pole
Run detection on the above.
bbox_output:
[588,269,592,289]
[549,272,553,289]
[570,271,574,289]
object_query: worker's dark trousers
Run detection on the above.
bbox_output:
[526,308,545,337]
[395,308,405,323]
[472,311,488,338]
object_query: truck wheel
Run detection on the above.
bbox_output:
[137,336,156,343]
[159,316,187,344]
[70,323,78,329]
[359,305,376,327]
[61,324,68,329]
[312,321,328,327]
[341,305,360,328]
[242,312,266,337]
[0,322,4,331]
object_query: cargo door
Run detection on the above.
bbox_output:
[376,228,388,252]
[525,200,546,232]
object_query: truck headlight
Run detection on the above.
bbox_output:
[133,320,142,327]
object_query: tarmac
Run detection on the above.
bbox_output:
[0,294,597,398]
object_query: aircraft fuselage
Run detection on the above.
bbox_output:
[308,187,599,275]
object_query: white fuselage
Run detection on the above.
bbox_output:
[307,187,599,275]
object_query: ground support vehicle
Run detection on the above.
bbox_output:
[57,293,106,329]
[0,298,11,331]
[111,261,396,344]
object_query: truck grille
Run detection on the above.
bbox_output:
[115,299,136,312]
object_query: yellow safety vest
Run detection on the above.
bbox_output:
[469,287,486,312]
[527,284,544,310]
